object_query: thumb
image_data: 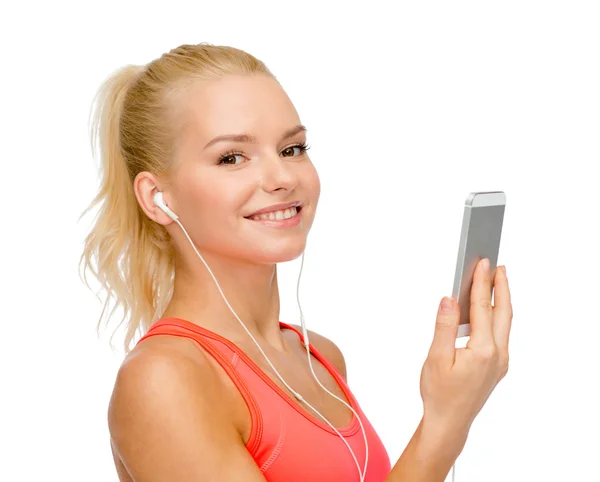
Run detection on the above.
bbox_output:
[428,297,459,362]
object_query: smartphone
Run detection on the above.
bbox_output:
[452,191,506,338]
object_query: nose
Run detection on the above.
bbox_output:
[259,152,299,193]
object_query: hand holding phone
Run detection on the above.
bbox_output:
[418,190,513,435]
[420,255,513,434]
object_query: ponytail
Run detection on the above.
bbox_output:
[79,64,175,352]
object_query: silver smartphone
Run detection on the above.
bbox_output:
[452,191,506,338]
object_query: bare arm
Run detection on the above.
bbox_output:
[386,415,470,481]
[108,343,267,482]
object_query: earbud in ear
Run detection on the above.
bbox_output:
[153,191,179,221]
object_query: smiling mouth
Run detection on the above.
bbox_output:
[244,205,303,221]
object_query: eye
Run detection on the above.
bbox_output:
[281,142,310,158]
[218,152,246,166]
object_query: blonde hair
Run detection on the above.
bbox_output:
[79,43,273,352]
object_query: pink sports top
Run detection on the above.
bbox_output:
[138,318,392,481]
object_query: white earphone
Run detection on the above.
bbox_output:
[152,190,370,481]
[153,191,179,221]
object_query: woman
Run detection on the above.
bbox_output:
[80,43,512,481]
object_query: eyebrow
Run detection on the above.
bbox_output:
[203,124,307,150]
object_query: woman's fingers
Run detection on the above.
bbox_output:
[421,260,513,431]
[428,296,460,366]
[492,265,513,357]
[468,258,495,348]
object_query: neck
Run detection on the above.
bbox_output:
[162,249,287,350]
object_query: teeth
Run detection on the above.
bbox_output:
[251,206,298,221]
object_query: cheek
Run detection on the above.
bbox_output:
[304,162,321,204]
[185,173,256,226]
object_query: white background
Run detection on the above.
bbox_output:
[1,1,599,481]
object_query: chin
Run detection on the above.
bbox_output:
[251,240,307,265]
[273,247,306,263]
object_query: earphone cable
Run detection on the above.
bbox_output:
[174,218,367,481]
[295,248,370,480]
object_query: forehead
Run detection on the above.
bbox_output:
[180,74,301,140]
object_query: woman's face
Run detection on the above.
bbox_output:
[167,73,321,265]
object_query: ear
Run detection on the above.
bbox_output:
[133,172,176,225]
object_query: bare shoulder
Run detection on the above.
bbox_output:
[287,324,347,381]
[111,335,215,395]
[108,335,224,437]
[107,336,266,481]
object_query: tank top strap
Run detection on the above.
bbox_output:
[137,318,263,455]
[278,321,356,403]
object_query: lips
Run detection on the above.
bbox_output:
[244,201,303,218]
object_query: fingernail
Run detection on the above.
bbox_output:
[502,265,506,275]
[440,297,454,312]
[481,258,490,274]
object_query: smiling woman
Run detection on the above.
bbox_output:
[79,42,513,482]
[79,43,390,482]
